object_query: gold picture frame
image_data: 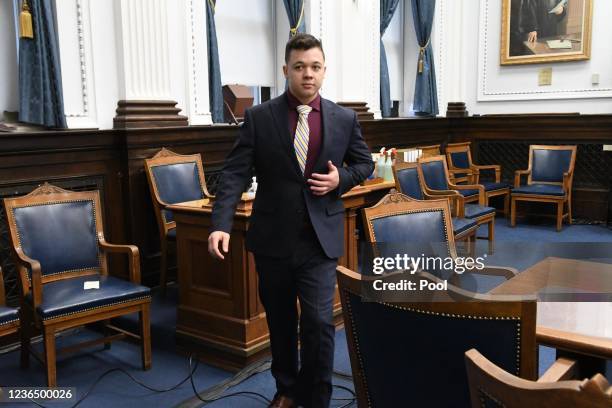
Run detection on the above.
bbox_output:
[500,0,592,65]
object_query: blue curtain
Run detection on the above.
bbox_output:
[380,0,400,118]
[18,0,67,128]
[411,0,438,116]
[283,0,306,37]
[206,0,223,123]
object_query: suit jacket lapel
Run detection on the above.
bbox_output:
[269,94,303,177]
[314,98,335,173]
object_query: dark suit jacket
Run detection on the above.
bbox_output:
[211,93,374,259]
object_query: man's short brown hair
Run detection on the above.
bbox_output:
[284,34,325,63]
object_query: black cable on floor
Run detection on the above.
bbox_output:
[24,354,356,407]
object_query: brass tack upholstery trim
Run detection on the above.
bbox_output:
[40,295,151,321]
[151,162,205,224]
[0,318,19,326]
[368,208,451,256]
[343,287,523,408]
[11,199,103,277]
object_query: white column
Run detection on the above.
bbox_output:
[184,0,212,124]
[55,0,99,128]
[115,0,172,100]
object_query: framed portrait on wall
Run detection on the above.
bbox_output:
[500,0,592,65]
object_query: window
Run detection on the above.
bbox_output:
[215,0,276,97]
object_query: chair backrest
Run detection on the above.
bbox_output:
[144,148,210,233]
[529,145,577,185]
[337,266,537,408]
[362,192,456,267]
[418,144,441,158]
[465,349,612,408]
[4,184,105,285]
[393,162,425,200]
[446,141,472,170]
[417,155,451,191]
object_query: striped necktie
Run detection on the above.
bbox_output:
[294,105,312,174]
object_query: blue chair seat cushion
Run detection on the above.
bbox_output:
[0,306,19,325]
[451,217,477,235]
[458,189,479,197]
[482,182,510,192]
[512,184,565,196]
[26,275,150,320]
[464,204,496,219]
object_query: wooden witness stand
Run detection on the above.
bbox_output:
[167,181,394,371]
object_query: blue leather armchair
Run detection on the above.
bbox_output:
[446,141,510,215]
[4,183,151,387]
[337,263,537,408]
[511,145,577,231]
[362,192,517,292]
[417,155,497,252]
[145,148,212,293]
[393,161,477,249]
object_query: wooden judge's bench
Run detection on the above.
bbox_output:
[167,181,393,371]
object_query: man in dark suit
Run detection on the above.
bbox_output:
[208,34,373,408]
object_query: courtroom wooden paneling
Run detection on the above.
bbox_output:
[0,113,610,302]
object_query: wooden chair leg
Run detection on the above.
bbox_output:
[488,219,495,254]
[19,309,30,369]
[103,319,111,350]
[510,197,517,227]
[567,198,573,225]
[140,305,152,371]
[556,201,563,231]
[43,326,57,387]
[159,240,168,295]
[503,194,510,219]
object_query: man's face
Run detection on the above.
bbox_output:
[283,47,326,104]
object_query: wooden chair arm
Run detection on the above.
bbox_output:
[514,169,531,188]
[537,357,578,382]
[13,247,43,306]
[98,238,141,284]
[422,190,463,217]
[478,265,518,280]
[472,165,501,183]
[449,183,486,206]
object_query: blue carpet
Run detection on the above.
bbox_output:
[1,221,610,407]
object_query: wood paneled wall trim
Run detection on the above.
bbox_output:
[0,114,610,290]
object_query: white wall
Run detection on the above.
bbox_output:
[4,0,612,129]
[447,0,612,115]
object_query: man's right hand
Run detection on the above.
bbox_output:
[208,231,230,260]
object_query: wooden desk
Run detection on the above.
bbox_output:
[523,34,582,55]
[168,182,394,371]
[491,257,612,371]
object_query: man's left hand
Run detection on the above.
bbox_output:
[308,161,340,196]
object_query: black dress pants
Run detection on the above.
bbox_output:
[254,225,337,408]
